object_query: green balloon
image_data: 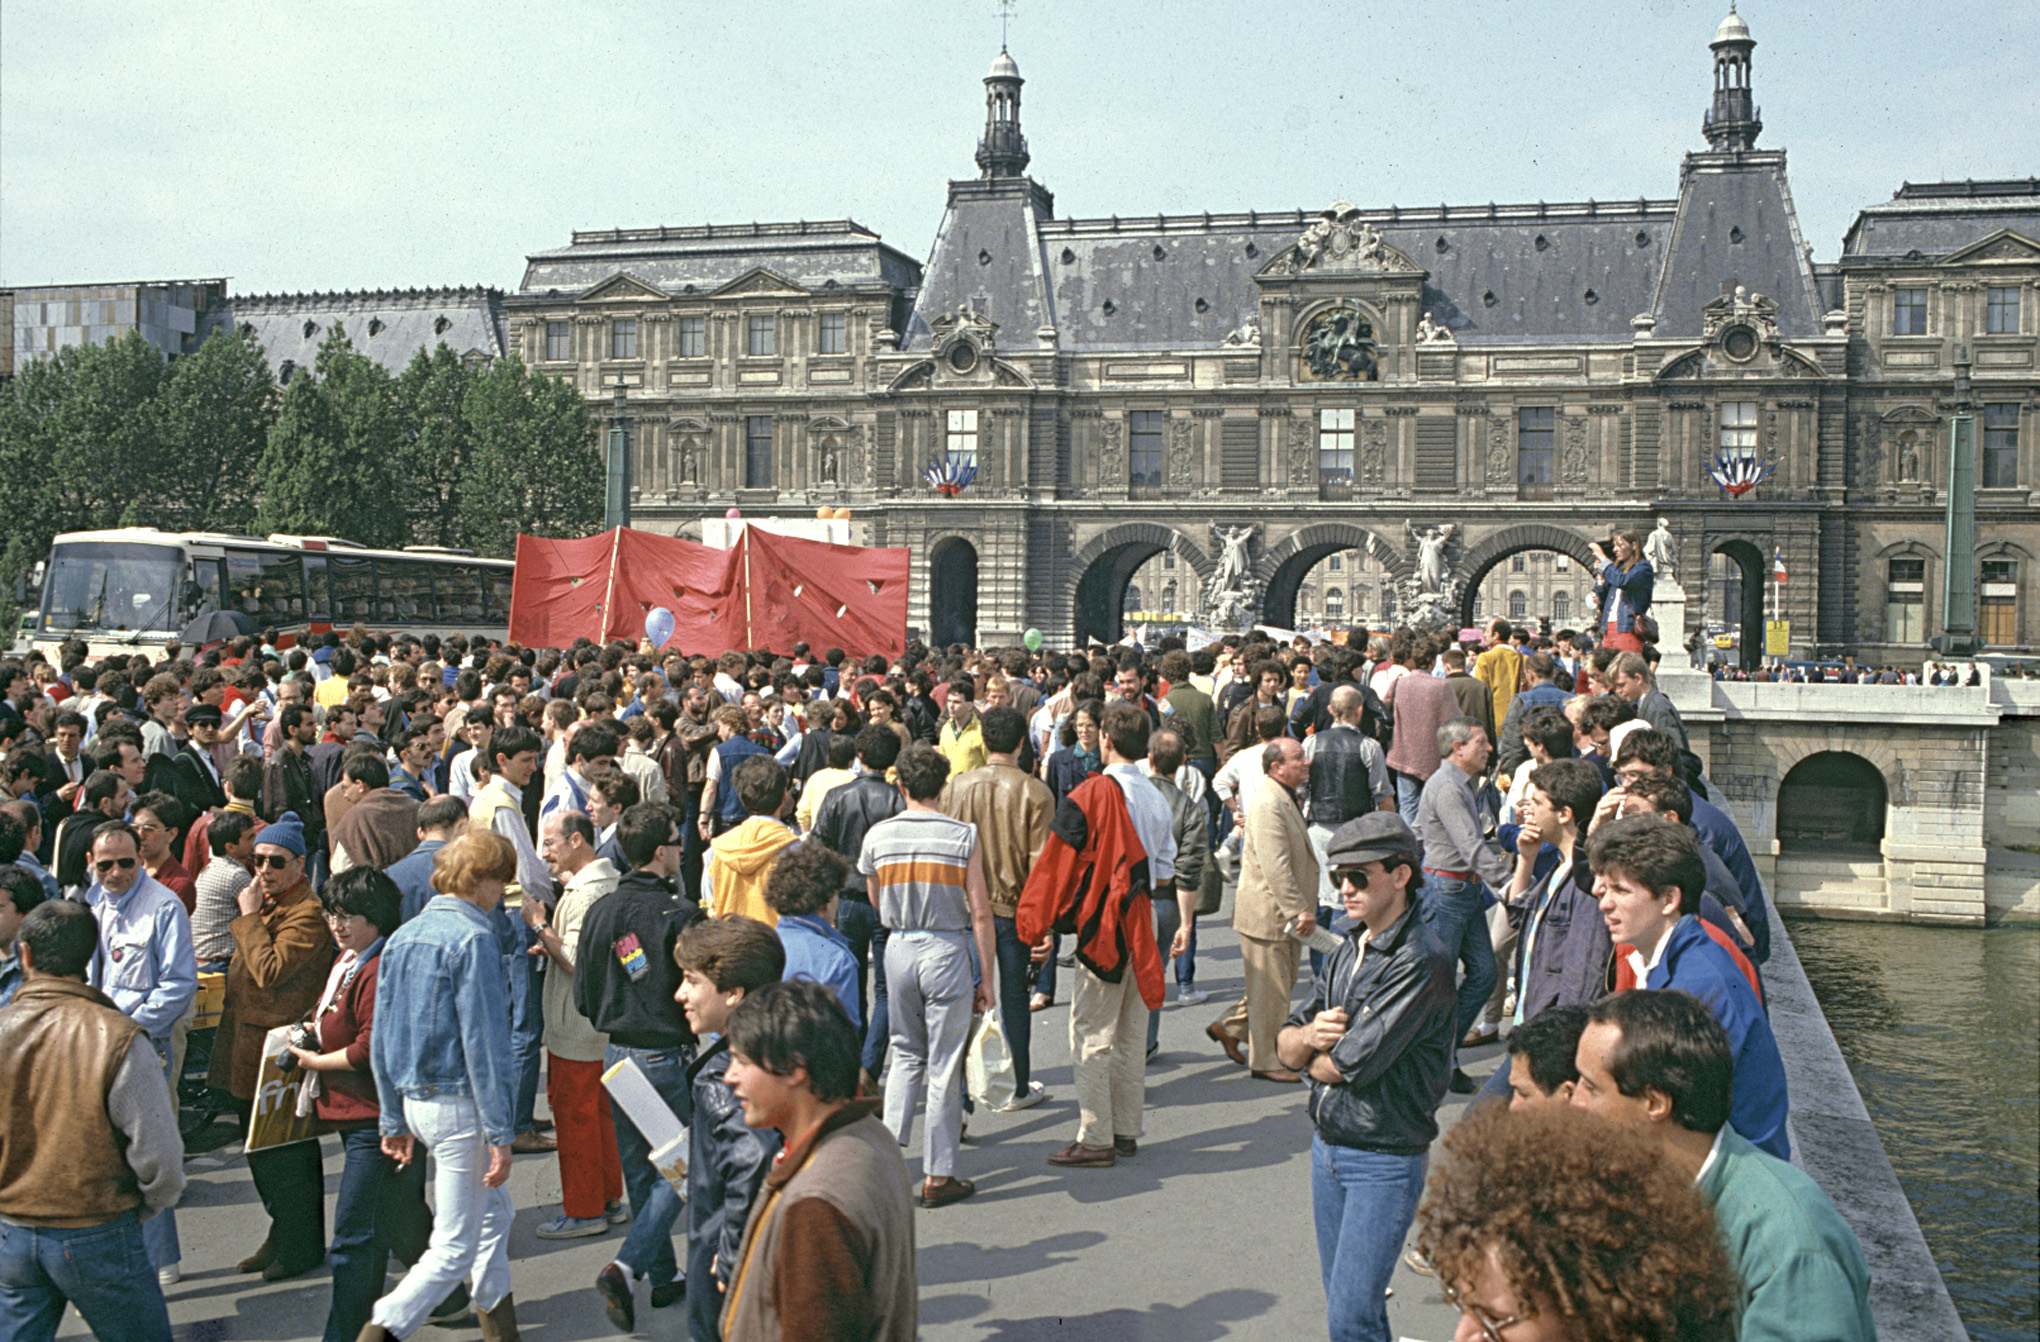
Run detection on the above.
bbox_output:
[1022,627,1043,651]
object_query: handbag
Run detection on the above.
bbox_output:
[1195,855,1224,918]
[1633,613,1661,644]
[965,1009,1018,1110]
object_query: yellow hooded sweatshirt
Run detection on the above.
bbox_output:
[708,815,797,924]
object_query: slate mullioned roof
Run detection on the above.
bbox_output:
[201,286,506,378]
[516,221,920,297]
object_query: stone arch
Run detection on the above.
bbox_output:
[1065,523,1214,646]
[1774,747,1894,852]
[1452,523,1599,628]
[1709,536,1768,670]
[926,534,978,648]
[1255,523,1411,629]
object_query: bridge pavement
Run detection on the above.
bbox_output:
[65,926,1493,1342]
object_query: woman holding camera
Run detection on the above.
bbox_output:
[286,867,434,1342]
[1589,529,1655,655]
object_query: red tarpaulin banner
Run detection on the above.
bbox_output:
[509,527,909,659]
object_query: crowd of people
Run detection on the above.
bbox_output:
[0,565,1879,1341]
[1706,659,1985,685]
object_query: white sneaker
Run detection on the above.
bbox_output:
[994,1081,1047,1112]
[157,1264,181,1288]
[1174,986,1210,1006]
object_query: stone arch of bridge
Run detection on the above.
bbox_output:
[1255,522,1414,630]
[1452,523,1600,628]
[1067,523,1215,647]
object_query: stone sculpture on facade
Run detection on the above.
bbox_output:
[1222,316,1262,347]
[1644,516,1679,582]
[1301,306,1378,381]
[1288,202,1392,273]
[1202,523,1263,632]
[1400,522,1460,631]
[1416,312,1456,344]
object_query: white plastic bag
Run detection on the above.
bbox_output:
[965,1008,1018,1110]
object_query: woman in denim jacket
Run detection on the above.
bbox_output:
[361,830,521,1342]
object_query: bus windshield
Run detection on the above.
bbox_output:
[40,541,186,635]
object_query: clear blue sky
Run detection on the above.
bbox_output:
[3,0,2035,294]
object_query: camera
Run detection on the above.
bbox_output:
[276,1020,320,1071]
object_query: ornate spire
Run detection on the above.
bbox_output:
[975,47,1030,179]
[1703,4,1762,151]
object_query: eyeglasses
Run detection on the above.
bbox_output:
[255,853,297,871]
[324,910,365,925]
[94,856,138,874]
[1438,1281,1531,1341]
[1613,767,1655,784]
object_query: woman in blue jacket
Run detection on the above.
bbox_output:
[1590,530,1654,654]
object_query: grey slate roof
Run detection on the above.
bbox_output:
[1651,152,1825,338]
[1841,180,2040,260]
[909,191,1686,352]
[517,221,919,296]
[201,287,506,378]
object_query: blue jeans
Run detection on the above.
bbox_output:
[1420,873,1498,1062]
[1310,1136,1428,1342]
[325,1123,431,1342]
[0,1210,172,1342]
[497,910,544,1134]
[1392,771,1424,825]
[835,898,889,1074]
[1147,899,1182,1054]
[991,914,1035,1090]
[606,1042,694,1287]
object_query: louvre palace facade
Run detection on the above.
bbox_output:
[227,12,2040,658]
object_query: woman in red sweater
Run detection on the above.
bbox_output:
[286,867,433,1342]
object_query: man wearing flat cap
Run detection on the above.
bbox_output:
[1276,812,1456,1342]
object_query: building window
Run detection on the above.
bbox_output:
[1985,286,2019,335]
[1719,401,1759,464]
[1328,554,1342,573]
[1129,410,1165,488]
[611,319,638,360]
[1325,588,1344,622]
[544,320,570,361]
[1892,288,1928,336]
[1885,556,1926,643]
[1124,585,1142,616]
[1980,559,2017,645]
[745,416,774,488]
[817,312,847,355]
[1552,590,1571,623]
[1509,590,1527,620]
[1163,552,1176,570]
[946,409,979,467]
[1163,582,1178,615]
[678,316,705,358]
[1518,406,1555,499]
[1318,407,1355,486]
[1982,403,2019,488]
[746,315,776,357]
[1555,554,1569,571]
[1511,554,1527,573]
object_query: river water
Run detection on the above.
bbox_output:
[1790,919,2039,1342]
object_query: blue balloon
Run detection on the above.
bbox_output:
[645,606,676,648]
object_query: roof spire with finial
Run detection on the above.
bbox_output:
[1703,2,1761,151]
[976,6,1029,178]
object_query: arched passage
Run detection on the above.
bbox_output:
[927,537,978,649]
[1710,539,1766,671]
[1777,751,1887,853]
[1067,525,1213,646]
[1453,524,1598,629]
[1257,524,1412,630]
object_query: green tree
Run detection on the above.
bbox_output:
[33,331,173,533]
[459,357,601,557]
[395,343,477,549]
[255,323,413,548]
[154,325,275,534]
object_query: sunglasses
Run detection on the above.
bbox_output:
[256,853,298,870]
[94,856,138,874]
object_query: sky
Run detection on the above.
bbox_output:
[3,0,2036,295]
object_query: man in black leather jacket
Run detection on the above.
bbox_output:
[1277,812,1455,1342]
[809,723,904,1074]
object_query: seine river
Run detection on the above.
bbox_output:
[1791,919,2039,1342]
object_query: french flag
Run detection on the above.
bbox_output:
[1772,550,1789,584]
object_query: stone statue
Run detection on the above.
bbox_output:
[1898,435,1922,483]
[1644,516,1678,581]
[1212,524,1254,594]
[1416,312,1455,344]
[1223,316,1262,347]
[1202,524,1262,633]
[1407,522,1457,596]
[816,438,839,485]
[1303,307,1378,381]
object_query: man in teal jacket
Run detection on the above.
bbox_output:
[1573,989,1874,1342]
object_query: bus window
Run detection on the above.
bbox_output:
[378,562,432,624]
[441,565,484,622]
[260,552,305,626]
[329,555,373,622]
[191,558,226,617]
[39,541,184,634]
[303,556,330,622]
[483,567,514,622]
[225,551,265,621]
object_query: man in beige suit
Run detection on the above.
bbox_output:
[1208,737,1317,1082]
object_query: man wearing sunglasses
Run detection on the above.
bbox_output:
[81,818,197,1291]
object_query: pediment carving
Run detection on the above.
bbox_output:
[1262,203,1421,276]
[712,267,809,298]
[1942,229,2040,266]
[579,272,667,302]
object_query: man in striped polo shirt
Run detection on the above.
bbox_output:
[857,745,996,1208]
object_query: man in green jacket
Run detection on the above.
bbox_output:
[1572,989,1874,1342]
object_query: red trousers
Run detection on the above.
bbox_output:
[547,1053,623,1218]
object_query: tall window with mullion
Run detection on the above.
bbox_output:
[1129,410,1165,490]
[1719,401,1759,464]
[1892,288,1928,336]
[1885,556,1925,643]
[818,312,847,355]
[1980,559,2018,645]
[1518,407,1555,499]
[1982,404,2019,488]
[746,315,776,357]
[946,409,979,467]
[1318,408,1354,486]
[611,319,638,360]
[1985,286,2020,334]
[745,416,774,489]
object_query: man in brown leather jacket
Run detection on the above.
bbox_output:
[0,900,184,1341]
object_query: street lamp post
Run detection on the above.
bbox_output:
[1934,346,1981,658]
[605,378,632,532]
